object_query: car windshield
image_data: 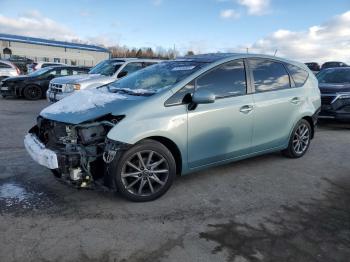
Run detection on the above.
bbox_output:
[108,60,207,95]
[89,60,124,76]
[28,67,52,77]
[317,69,350,84]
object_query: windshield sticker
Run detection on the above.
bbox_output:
[171,66,196,71]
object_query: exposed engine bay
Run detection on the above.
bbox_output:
[29,115,126,188]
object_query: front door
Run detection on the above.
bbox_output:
[187,59,255,168]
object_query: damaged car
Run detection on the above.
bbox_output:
[24,53,321,202]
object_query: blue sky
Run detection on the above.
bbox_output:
[0,0,349,62]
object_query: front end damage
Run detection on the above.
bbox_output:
[26,115,129,189]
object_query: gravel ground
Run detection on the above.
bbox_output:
[0,97,349,262]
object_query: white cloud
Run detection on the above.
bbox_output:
[0,11,76,41]
[237,0,270,15]
[0,11,118,47]
[220,9,241,19]
[234,10,350,63]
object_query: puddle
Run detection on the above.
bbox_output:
[200,178,350,262]
[0,179,63,215]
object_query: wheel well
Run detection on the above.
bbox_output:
[21,84,42,96]
[302,116,314,139]
[146,136,182,175]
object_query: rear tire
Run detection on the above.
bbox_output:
[110,139,176,202]
[23,85,42,100]
[282,119,311,158]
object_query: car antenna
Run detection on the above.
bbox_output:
[274,49,278,56]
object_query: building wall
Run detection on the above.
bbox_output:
[0,40,110,66]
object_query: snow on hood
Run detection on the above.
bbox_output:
[41,87,126,115]
[51,74,106,84]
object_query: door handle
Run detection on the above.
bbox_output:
[290,97,301,104]
[240,105,254,114]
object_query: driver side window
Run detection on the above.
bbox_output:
[196,59,247,98]
[120,62,143,75]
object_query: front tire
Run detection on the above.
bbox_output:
[282,119,311,158]
[23,85,42,100]
[110,139,176,202]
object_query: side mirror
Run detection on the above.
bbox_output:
[192,89,216,104]
[47,74,55,80]
[117,71,128,78]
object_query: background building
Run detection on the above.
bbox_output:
[0,33,110,67]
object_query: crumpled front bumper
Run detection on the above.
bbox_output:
[24,133,59,169]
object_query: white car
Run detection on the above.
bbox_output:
[0,60,20,80]
[27,62,66,74]
[47,58,160,102]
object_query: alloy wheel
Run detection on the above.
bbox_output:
[292,123,310,155]
[121,150,169,197]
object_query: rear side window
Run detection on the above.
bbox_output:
[249,59,290,92]
[0,62,11,69]
[196,59,247,98]
[72,69,87,75]
[286,64,309,87]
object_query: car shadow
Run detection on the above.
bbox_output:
[199,177,350,262]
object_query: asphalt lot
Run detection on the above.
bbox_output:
[0,97,349,262]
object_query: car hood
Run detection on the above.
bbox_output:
[51,74,111,84]
[40,87,146,124]
[319,83,350,94]
[2,75,33,82]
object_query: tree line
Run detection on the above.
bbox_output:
[108,46,195,59]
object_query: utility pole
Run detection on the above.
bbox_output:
[173,44,176,59]
[246,47,249,54]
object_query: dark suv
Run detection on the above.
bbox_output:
[321,61,348,70]
[0,66,89,100]
[317,67,350,121]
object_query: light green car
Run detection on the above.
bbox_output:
[24,53,321,201]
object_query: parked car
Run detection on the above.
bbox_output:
[305,62,320,73]
[0,60,20,81]
[0,66,89,100]
[27,62,66,74]
[46,58,160,102]
[6,55,33,74]
[321,61,348,70]
[24,53,320,201]
[317,67,350,121]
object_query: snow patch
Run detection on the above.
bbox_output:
[41,87,126,114]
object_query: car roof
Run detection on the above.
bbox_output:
[43,65,89,70]
[109,58,162,63]
[36,62,65,65]
[323,61,346,64]
[174,53,306,68]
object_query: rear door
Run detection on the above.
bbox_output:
[187,59,255,168]
[248,58,304,152]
